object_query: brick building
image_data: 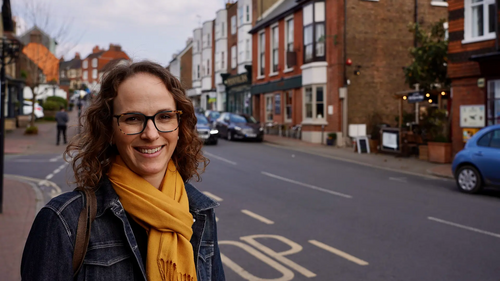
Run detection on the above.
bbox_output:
[81,44,130,93]
[250,0,448,144]
[59,53,82,95]
[448,0,500,154]
[167,38,193,90]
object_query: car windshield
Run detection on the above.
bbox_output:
[230,114,247,123]
[243,115,257,123]
[196,114,209,125]
[209,111,220,119]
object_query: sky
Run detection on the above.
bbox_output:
[13,0,229,66]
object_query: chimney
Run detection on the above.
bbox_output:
[92,45,100,53]
[75,52,80,59]
[109,44,122,52]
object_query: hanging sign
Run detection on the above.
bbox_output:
[407,92,424,103]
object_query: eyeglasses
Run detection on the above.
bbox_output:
[113,110,183,135]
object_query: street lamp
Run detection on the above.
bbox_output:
[0,36,22,213]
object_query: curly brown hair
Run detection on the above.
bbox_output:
[65,61,208,189]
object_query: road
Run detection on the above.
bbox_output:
[5,138,500,280]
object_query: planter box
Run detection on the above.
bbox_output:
[428,142,452,164]
[5,118,15,131]
[419,145,428,161]
[17,115,31,128]
[369,139,379,153]
[44,110,57,118]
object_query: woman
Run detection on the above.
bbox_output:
[21,61,225,281]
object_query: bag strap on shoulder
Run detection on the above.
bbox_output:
[72,188,97,277]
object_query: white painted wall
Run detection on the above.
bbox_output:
[202,20,213,92]
[169,57,181,80]
[192,28,202,91]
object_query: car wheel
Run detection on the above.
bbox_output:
[456,165,483,194]
[227,131,233,141]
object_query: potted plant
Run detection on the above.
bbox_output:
[327,132,337,146]
[422,109,452,163]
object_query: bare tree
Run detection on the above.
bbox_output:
[15,0,81,129]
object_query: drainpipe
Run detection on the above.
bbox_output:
[342,0,348,146]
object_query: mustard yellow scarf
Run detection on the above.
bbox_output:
[108,156,197,281]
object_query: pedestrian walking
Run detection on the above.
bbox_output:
[77,98,83,118]
[21,61,225,281]
[55,105,68,145]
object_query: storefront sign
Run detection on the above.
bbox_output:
[477,78,485,88]
[463,128,480,143]
[251,75,302,95]
[224,73,249,87]
[407,92,424,103]
[460,105,485,128]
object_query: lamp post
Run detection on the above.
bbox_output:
[0,36,21,213]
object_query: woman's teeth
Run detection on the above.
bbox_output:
[138,146,162,154]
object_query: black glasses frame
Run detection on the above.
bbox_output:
[113,110,183,135]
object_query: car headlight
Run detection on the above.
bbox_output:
[210,130,219,135]
[235,126,241,131]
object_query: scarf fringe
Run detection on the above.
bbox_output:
[158,259,196,281]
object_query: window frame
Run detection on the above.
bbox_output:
[270,23,279,75]
[82,60,88,69]
[221,51,225,70]
[463,0,496,44]
[231,16,236,34]
[92,69,98,79]
[258,30,266,78]
[231,45,237,69]
[246,39,251,60]
[284,15,294,72]
[285,90,293,122]
[487,79,500,126]
[92,58,98,68]
[302,1,326,64]
[303,84,327,121]
[83,70,88,80]
[246,5,250,22]
[265,94,274,122]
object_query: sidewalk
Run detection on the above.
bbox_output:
[0,178,41,281]
[263,135,454,180]
[1,108,80,280]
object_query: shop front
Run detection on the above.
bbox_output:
[222,67,252,115]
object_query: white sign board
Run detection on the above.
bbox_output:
[348,124,366,138]
[382,132,398,149]
[460,105,485,128]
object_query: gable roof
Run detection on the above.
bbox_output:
[22,42,59,82]
[60,57,82,70]
[84,51,105,60]
[249,0,300,34]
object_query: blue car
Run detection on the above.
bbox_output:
[452,124,500,193]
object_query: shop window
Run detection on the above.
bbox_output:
[271,25,279,74]
[303,85,326,120]
[464,0,496,43]
[265,95,273,122]
[285,91,293,121]
[259,31,266,77]
[275,93,281,115]
[487,80,500,125]
[303,1,325,63]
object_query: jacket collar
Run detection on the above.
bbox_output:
[94,176,219,216]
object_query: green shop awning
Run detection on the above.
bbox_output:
[251,75,302,95]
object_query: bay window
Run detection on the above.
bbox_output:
[303,1,325,63]
[304,85,326,120]
[231,45,237,69]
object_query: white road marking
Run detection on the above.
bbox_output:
[54,169,61,174]
[241,210,274,225]
[204,152,237,165]
[203,191,223,202]
[46,174,54,180]
[220,241,294,281]
[309,240,369,266]
[389,177,407,182]
[49,155,62,162]
[241,235,316,278]
[59,164,67,170]
[261,171,352,199]
[428,217,500,239]
[12,159,57,162]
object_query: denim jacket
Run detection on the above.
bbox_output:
[21,176,225,281]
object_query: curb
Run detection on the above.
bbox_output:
[426,169,454,180]
[5,175,45,215]
[263,141,453,181]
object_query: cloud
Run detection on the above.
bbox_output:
[12,0,226,65]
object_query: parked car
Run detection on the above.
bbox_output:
[215,112,264,142]
[23,101,44,119]
[205,110,220,124]
[195,113,218,145]
[452,124,500,194]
